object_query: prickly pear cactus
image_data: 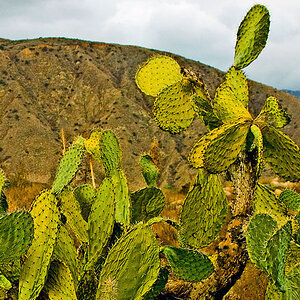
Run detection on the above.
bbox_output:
[96,223,160,300]
[19,190,60,300]
[140,155,159,187]
[0,170,8,217]
[85,128,103,163]
[279,190,300,212]
[0,211,34,263]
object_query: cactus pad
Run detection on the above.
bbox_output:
[0,169,5,196]
[88,177,115,269]
[131,187,166,223]
[249,124,264,174]
[260,123,300,181]
[84,128,103,163]
[0,274,11,291]
[73,184,96,221]
[96,223,160,300]
[135,55,183,97]
[153,79,196,133]
[180,169,227,248]
[189,118,251,172]
[58,188,88,243]
[234,5,270,69]
[44,260,77,300]
[0,211,34,263]
[279,190,300,212]
[256,96,290,128]
[140,155,159,187]
[52,141,85,194]
[19,190,60,300]
[162,246,214,282]
[99,130,121,175]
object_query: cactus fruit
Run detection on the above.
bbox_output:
[189,118,251,172]
[260,123,300,182]
[0,211,34,263]
[234,4,270,69]
[52,138,85,195]
[19,190,60,300]
[88,177,115,269]
[162,246,214,282]
[58,188,88,243]
[44,260,77,300]
[98,130,122,175]
[135,55,183,97]
[256,96,290,129]
[180,169,227,248]
[131,187,166,223]
[279,190,300,212]
[73,184,96,221]
[111,169,130,226]
[140,155,159,187]
[96,223,160,300]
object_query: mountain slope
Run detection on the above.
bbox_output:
[0,38,299,190]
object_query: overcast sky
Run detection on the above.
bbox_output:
[0,0,299,90]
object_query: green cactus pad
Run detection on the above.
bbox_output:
[52,141,85,195]
[246,214,278,271]
[0,260,21,283]
[19,190,60,300]
[0,170,8,216]
[180,169,227,248]
[162,246,214,282]
[279,190,300,212]
[153,79,196,133]
[111,169,130,226]
[52,224,78,286]
[214,69,251,123]
[96,223,160,300]
[84,129,103,163]
[58,188,88,243]
[98,130,122,175]
[44,260,77,300]
[131,187,166,223]
[249,124,264,175]
[140,155,159,187]
[189,118,251,172]
[0,211,34,263]
[135,55,183,97]
[143,267,169,300]
[73,184,96,221]
[0,274,11,291]
[88,177,115,269]
[254,184,288,227]
[256,96,290,128]
[234,5,270,69]
[260,123,300,182]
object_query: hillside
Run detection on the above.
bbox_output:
[0,37,299,191]
[282,89,300,99]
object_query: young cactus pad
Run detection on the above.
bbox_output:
[96,223,160,300]
[140,154,159,187]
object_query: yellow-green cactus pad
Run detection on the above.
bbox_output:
[213,70,251,123]
[52,141,85,195]
[0,169,8,216]
[52,224,78,286]
[73,184,96,221]
[96,223,160,300]
[256,96,290,128]
[140,155,159,187]
[84,128,103,163]
[162,246,214,282]
[189,119,251,172]
[0,169,5,195]
[88,177,115,269]
[131,187,166,224]
[0,211,34,263]
[250,124,264,175]
[180,169,227,248]
[153,79,196,133]
[260,123,300,181]
[234,5,270,69]
[58,188,88,243]
[254,184,288,227]
[0,260,21,283]
[44,260,77,300]
[279,190,300,212]
[135,55,183,97]
[19,190,60,300]
[99,130,122,175]
[111,169,130,226]
[0,274,11,291]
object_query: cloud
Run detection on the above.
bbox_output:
[0,0,299,90]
